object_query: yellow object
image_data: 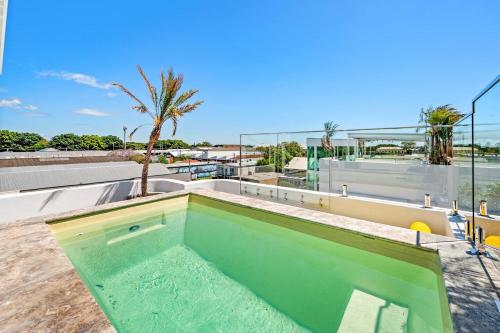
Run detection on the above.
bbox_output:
[485,235,500,248]
[410,221,432,234]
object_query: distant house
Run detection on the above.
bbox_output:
[37,148,59,152]
[453,146,473,156]
[239,172,280,185]
[217,161,257,178]
[284,157,307,176]
[281,157,308,189]
[376,146,403,155]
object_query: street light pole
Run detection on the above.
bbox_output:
[123,126,127,150]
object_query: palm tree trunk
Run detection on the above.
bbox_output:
[141,146,152,197]
[447,129,454,160]
[141,127,161,197]
[430,128,438,164]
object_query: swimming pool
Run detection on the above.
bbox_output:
[49,194,453,332]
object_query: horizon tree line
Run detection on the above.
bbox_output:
[0,130,205,152]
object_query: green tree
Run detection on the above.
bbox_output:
[194,141,212,147]
[255,141,305,172]
[154,139,190,149]
[283,141,305,158]
[32,138,49,150]
[113,65,203,196]
[49,133,82,150]
[127,142,147,150]
[101,135,123,150]
[0,130,47,151]
[158,155,169,164]
[401,141,416,154]
[15,132,46,151]
[81,135,106,150]
[419,105,464,165]
[0,130,16,150]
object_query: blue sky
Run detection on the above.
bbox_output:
[0,0,499,144]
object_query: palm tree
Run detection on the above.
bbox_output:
[321,121,339,158]
[419,105,463,165]
[113,65,203,196]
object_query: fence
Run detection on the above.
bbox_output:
[237,115,500,216]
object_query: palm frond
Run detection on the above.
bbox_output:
[117,65,202,143]
[112,82,154,118]
[174,89,199,107]
[171,117,178,137]
[323,121,339,137]
[176,100,204,115]
[158,71,167,110]
[128,123,150,139]
[160,69,184,118]
[137,65,158,112]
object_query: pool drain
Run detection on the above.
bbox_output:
[129,225,140,232]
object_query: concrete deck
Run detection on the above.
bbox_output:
[0,189,498,332]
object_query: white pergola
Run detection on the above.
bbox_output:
[347,132,428,156]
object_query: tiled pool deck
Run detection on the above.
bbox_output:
[0,189,498,332]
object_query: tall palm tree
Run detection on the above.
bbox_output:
[419,105,463,165]
[113,65,203,196]
[321,121,339,157]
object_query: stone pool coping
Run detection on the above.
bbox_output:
[0,190,189,333]
[0,189,498,332]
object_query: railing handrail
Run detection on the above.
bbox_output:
[240,113,476,136]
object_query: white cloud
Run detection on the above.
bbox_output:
[107,92,117,97]
[0,98,44,116]
[0,98,22,108]
[24,105,38,111]
[74,108,111,117]
[37,70,114,90]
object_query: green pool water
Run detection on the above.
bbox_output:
[51,195,452,333]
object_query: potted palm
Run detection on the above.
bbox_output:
[113,66,203,197]
[419,105,463,165]
[321,121,339,158]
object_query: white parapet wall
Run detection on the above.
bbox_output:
[0,179,241,223]
[0,177,453,237]
[0,180,141,223]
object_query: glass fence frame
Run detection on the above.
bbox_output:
[471,74,500,241]
[238,120,479,214]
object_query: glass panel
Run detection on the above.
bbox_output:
[239,134,279,201]
[240,123,475,213]
[474,79,500,217]
[453,114,473,215]
[277,131,331,210]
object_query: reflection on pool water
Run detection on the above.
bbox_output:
[50,195,452,332]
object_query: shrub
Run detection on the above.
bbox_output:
[158,155,169,164]
[129,154,146,164]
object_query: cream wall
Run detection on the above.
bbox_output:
[464,214,500,239]
[239,181,453,236]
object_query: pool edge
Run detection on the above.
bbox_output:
[1,188,498,332]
